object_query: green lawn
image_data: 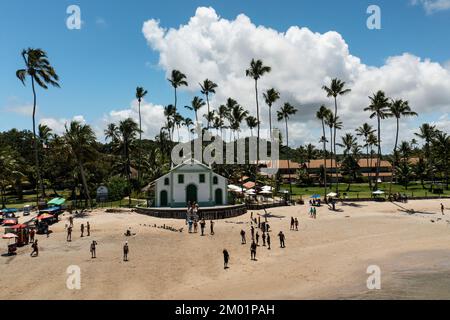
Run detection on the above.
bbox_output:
[282,182,450,200]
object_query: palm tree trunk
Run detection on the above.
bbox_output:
[255,79,260,188]
[174,87,177,112]
[367,142,372,189]
[375,116,382,191]
[389,118,400,197]
[333,97,339,194]
[31,77,44,204]
[286,119,292,197]
[206,94,210,129]
[138,100,142,191]
[77,160,92,208]
[322,120,327,198]
[269,105,272,138]
[329,126,333,190]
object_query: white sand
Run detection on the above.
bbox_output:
[1,199,450,300]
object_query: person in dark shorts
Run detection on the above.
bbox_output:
[223,249,230,269]
[87,222,91,236]
[90,241,97,258]
[69,216,73,227]
[240,230,246,244]
[30,228,35,242]
[200,219,206,236]
[30,240,39,257]
[295,218,299,231]
[441,203,445,215]
[290,217,294,230]
[250,241,257,260]
[80,223,84,237]
[278,231,286,248]
[210,220,215,235]
[67,226,72,242]
[267,233,271,250]
[123,241,129,261]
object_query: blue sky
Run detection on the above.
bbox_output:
[1,0,449,146]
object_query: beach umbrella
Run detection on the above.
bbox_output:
[2,219,17,226]
[311,194,321,199]
[47,198,66,206]
[372,190,385,195]
[2,233,18,240]
[37,213,54,220]
[259,190,272,195]
[327,192,337,197]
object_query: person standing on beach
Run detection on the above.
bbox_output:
[278,231,286,248]
[262,232,266,247]
[87,222,90,236]
[256,231,260,246]
[267,233,271,250]
[290,217,295,230]
[250,241,257,261]
[80,223,84,237]
[441,203,445,215]
[295,218,299,231]
[193,220,198,233]
[251,225,255,241]
[188,219,193,233]
[223,249,230,269]
[123,242,129,261]
[240,230,246,244]
[210,220,215,235]
[313,207,317,219]
[30,228,35,243]
[67,226,72,242]
[200,219,206,236]
[69,216,73,228]
[30,240,39,257]
[90,241,97,258]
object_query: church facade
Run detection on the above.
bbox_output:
[153,159,228,208]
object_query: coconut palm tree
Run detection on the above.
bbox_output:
[203,111,216,131]
[246,59,271,161]
[225,98,240,141]
[164,105,176,141]
[212,115,224,136]
[230,104,249,140]
[356,123,376,189]
[324,113,343,192]
[263,88,280,137]
[387,99,418,195]
[364,90,390,191]
[200,79,218,129]
[322,78,351,194]
[316,105,333,196]
[367,132,378,184]
[16,48,60,202]
[135,86,148,187]
[118,118,140,207]
[182,117,194,141]
[185,96,205,124]
[218,104,230,138]
[246,116,259,136]
[168,70,188,113]
[64,121,96,208]
[277,102,298,196]
[415,123,438,190]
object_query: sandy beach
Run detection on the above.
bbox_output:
[1,199,450,300]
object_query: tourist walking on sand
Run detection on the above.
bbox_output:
[188,219,193,233]
[251,225,255,241]
[256,231,260,246]
[290,217,295,230]
[262,232,266,246]
[267,233,271,250]
[295,218,299,231]
[309,207,314,218]
[80,223,84,237]
[90,240,97,258]
[210,220,215,235]
[67,226,72,242]
[250,241,257,261]
[87,222,90,236]
[278,231,286,248]
[30,240,39,257]
[200,219,206,236]
[123,241,129,261]
[240,230,246,244]
[30,228,35,242]
[223,249,230,269]
[441,203,445,215]
[313,207,317,219]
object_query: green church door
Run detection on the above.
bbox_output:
[160,190,168,207]
[186,184,198,204]
[215,189,223,205]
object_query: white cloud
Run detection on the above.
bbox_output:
[40,115,86,135]
[3,97,37,117]
[100,99,168,141]
[411,0,450,14]
[142,7,450,150]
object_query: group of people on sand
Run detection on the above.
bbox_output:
[309,206,317,219]
[309,199,321,207]
[66,216,91,241]
[290,217,299,231]
[231,212,287,267]
[186,202,215,236]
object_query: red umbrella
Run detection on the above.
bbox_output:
[37,214,54,221]
[10,224,27,229]
[2,219,17,226]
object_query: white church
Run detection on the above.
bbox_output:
[153,159,228,208]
